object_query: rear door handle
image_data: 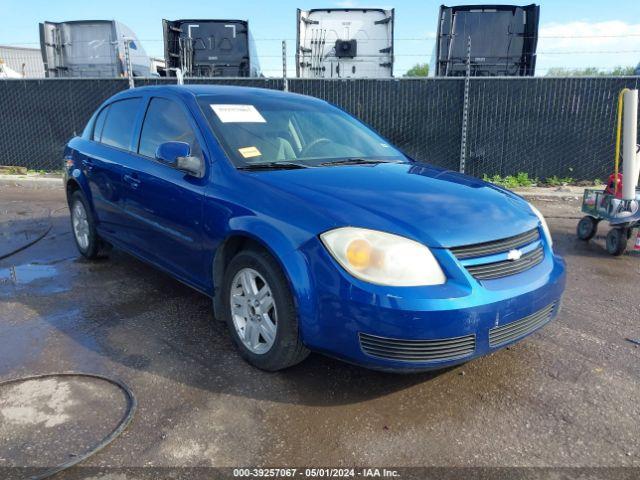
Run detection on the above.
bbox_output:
[123,173,141,189]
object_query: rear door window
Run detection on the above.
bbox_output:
[100,98,142,150]
[138,97,201,159]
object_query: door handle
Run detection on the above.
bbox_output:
[123,173,141,189]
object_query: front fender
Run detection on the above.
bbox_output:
[224,216,317,341]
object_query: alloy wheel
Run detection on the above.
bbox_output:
[229,268,277,354]
[72,201,90,250]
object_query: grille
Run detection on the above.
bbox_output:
[465,246,544,280]
[450,228,540,260]
[359,332,475,362]
[489,303,555,347]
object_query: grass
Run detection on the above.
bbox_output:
[0,165,28,175]
[482,172,537,188]
[544,175,574,187]
[482,172,605,188]
[0,166,62,176]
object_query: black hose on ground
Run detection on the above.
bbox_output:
[0,372,137,480]
[0,223,52,261]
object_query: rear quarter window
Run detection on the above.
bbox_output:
[92,105,109,142]
[100,98,142,150]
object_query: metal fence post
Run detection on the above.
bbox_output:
[282,40,288,92]
[123,38,134,89]
[459,35,471,174]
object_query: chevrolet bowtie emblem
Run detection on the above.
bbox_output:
[507,249,523,261]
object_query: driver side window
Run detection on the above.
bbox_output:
[138,98,202,160]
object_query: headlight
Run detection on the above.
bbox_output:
[320,227,446,286]
[529,204,553,247]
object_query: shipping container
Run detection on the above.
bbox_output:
[39,20,150,78]
[296,8,394,78]
[162,19,260,77]
[432,4,540,77]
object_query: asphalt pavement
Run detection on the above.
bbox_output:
[0,177,638,476]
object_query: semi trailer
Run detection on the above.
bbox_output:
[39,20,150,78]
[296,8,394,78]
[432,4,540,77]
[162,19,261,77]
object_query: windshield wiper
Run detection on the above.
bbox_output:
[238,162,310,171]
[318,158,398,167]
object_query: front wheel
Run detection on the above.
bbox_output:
[577,216,598,241]
[222,249,309,371]
[69,191,109,259]
[605,227,628,256]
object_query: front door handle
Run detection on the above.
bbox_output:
[123,173,141,189]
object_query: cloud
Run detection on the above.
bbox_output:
[536,21,640,72]
[335,0,359,7]
[333,0,393,8]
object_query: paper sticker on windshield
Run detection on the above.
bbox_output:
[238,146,262,158]
[211,104,266,123]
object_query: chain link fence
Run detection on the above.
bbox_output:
[465,77,640,181]
[1,76,639,181]
[288,79,464,171]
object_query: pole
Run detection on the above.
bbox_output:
[459,35,471,174]
[622,89,638,200]
[282,40,288,92]
[174,68,184,86]
[123,38,134,89]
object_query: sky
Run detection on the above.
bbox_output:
[1,0,639,76]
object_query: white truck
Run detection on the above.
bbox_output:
[296,8,394,78]
[39,20,151,78]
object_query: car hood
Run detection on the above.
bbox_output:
[254,162,539,248]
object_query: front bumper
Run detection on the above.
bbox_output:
[298,237,566,372]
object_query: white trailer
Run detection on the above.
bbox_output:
[39,20,151,78]
[296,8,394,78]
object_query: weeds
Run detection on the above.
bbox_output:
[482,172,589,188]
[0,166,61,176]
[482,172,537,188]
[544,175,574,186]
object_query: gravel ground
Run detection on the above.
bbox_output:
[0,178,638,478]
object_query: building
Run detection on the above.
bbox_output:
[0,45,45,78]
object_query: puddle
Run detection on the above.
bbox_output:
[0,264,58,284]
[0,263,69,296]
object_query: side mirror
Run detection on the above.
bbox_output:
[155,141,203,177]
[156,141,190,165]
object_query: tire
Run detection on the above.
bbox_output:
[222,248,310,371]
[605,228,628,256]
[577,216,598,241]
[69,191,110,260]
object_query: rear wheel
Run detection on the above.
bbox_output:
[222,249,309,371]
[605,227,628,256]
[577,216,598,241]
[69,191,109,260]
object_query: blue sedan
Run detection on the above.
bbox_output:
[63,85,566,371]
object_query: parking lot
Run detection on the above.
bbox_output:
[1,176,639,473]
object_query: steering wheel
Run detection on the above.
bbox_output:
[300,138,332,157]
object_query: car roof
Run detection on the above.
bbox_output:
[110,84,325,105]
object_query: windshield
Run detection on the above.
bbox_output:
[196,94,405,168]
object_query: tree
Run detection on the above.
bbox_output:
[610,65,637,76]
[404,63,429,77]
[545,66,636,77]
